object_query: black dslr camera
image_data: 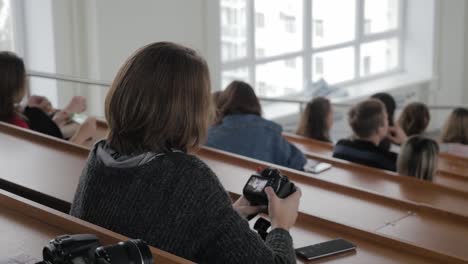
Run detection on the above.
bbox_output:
[37,234,153,264]
[243,167,296,205]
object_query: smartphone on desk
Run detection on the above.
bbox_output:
[296,238,356,261]
[70,113,88,125]
[304,160,332,174]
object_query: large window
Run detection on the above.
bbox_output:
[0,0,15,51]
[220,0,403,98]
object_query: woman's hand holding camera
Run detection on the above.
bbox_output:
[233,196,266,218]
[265,186,302,231]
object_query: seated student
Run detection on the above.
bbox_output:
[398,102,431,137]
[333,99,407,171]
[440,108,468,158]
[71,42,301,264]
[0,51,96,145]
[206,81,307,171]
[397,136,439,181]
[371,92,396,151]
[296,97,333,143]
[27,95,88,138]
[212,90,224,124]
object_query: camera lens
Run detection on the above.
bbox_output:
[95,239,153,264]
[42,245,55,261]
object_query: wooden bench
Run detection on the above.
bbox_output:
[0,189,191,263]
[1,122,468,262]
[283,133,468,193]
[438,152,468,179]
[93,122,468,219]
[3,183,453,264]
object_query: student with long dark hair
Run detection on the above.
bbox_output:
[296,97,333,143]
[207,81,307,170]
[0,51,28,128]
[71,43,301,263]
[371,92,397,150]
[0,51,96,144]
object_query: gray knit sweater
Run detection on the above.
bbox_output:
[70,141,295,263]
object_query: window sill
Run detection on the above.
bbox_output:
[264,73,433,121]
[332,73,433,104]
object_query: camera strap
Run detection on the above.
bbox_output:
[253,217,271,241]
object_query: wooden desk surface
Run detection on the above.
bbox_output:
[298,151,468,218]
[1,122,468,262]
[284,133,468,193]
[438,152,468,179]
[96,122,468,218]
[2,189,448,264]
[201,147,468,261]
[0,190,191,264]
[0,124,88,211]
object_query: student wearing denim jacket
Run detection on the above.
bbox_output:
[207,81,307,171]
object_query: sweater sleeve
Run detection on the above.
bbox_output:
[192,161,296,264]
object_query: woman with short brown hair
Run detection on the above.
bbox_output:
[207,81,307,170]
[398,102,430,137]
[71,42,300,264]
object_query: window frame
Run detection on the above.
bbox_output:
[219,0,406,95]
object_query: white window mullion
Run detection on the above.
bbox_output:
[398,0,407,73]
[360,30,399,43]
[312,40,359,53]
[304,0,312,92]
[247,0,256,87]
[223,51,305,69]
[355,0,364,79]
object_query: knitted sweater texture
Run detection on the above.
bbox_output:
[70,141,295,263]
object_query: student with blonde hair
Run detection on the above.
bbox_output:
[397,136,439,181]
[439,108,468,158]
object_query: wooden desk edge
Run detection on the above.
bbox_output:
[202,147,468,223]
[0,190,193,264]
[304,149,468,196]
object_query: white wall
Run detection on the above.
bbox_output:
[405,0,435,78]
[92,0,207,81]
[22,0,59,106]
[431,0,467,106]
[21,0,208,116]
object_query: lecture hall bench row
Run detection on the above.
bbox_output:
[0,122,468,263]
[93,120,468,218]
[283,132,468,182]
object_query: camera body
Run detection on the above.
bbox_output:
[40,234,153,264]
[243,167,296,205]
